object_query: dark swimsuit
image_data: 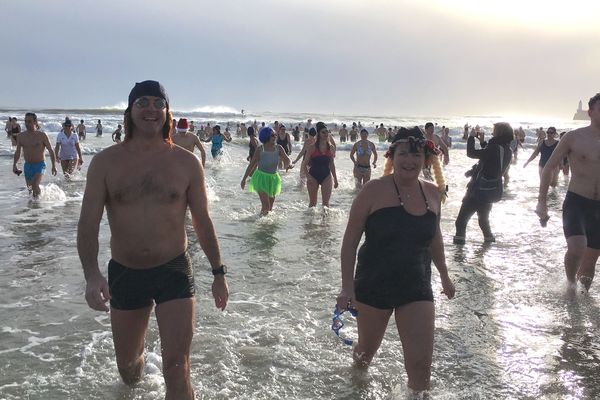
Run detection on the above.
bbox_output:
[108,252,195,310]
[563,192,600,249]
[539,141,558,168]
[308,147,333,184]
[277,135,291,155]
[354,180,436,309]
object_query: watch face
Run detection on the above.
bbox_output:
[213,265,227,275]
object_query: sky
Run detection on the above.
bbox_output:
[2,0,599,118]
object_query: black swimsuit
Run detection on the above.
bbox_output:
[277,134,291,155]
[354,180,436,309]
[308,147,333,184]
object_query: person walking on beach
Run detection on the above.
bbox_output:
[374,124,387,143]
[290,127,317,186]
[77,80,228,400]
[536,93,600,292]
[339,124,348,143]
[523,126,560,187]
[350,128,378,189]
[54,119,83,177]
[204,124,231,159]
[172,118,206,166]
[96,120,103,137]
[276,124,292,168]
[8,117,21,146]
[424,122,449,165]
[337,127,454,393]
[12,112,57,198]
[77,119,87,141]
[247,126,259,162]
[453,123,513,244]
[301,122,339,207]
[241,126,292,215]
[440,127,452,148]
[4,116,11,138]
[112,124,123,143]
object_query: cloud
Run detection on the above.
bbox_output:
[1,0,597,118]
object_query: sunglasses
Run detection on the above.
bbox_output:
[134,97,167,110]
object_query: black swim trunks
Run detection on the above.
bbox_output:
[108,252,195,310]
[563,191,600,249]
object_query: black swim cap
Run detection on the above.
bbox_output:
[316,122,327,133]
[126,80,169,112]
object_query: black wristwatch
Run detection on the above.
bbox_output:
[211,265,227,276]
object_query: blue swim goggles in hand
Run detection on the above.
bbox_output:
[331,305,358,346]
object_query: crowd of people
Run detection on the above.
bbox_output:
[6,81,600,399]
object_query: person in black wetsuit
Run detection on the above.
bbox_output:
[247,126,258,162]
[453,123,514,244]
[276,124,292,169]
[523,126,560,187]
[300,122,338,207]
[336,127,455,393]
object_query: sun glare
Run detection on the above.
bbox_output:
[426,0,600,32]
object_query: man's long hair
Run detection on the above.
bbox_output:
[123,109,173,144]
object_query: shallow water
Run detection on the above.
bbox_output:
[1,115,599,399]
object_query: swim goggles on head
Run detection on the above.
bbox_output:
[331,305,358,346]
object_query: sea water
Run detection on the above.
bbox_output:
[0,108,596,399]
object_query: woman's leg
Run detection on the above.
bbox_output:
[257,192,271,215]
[306,175,319,207]
[394,301,435,391]
[321,175,333,207]
[353,300,393,368]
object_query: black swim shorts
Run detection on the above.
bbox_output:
[563,191,600,249]
[108,252,195,310]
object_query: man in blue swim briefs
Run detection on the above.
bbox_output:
[12,112,57,198]
[77,80,229,400]
[537,93,600,292]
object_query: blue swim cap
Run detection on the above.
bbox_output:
[259,126,273,144]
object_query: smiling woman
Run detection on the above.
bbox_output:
[425,0,600,32]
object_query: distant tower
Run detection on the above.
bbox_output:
[573,100,590,121]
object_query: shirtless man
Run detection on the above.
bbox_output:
[239,122,247,138]
[77,81,228,400]
[374,123,387,143]
[172,118,206,166]
[77,119,87,141]
[338,124,348,143]
[96,120,103,137]
[12,112,57,198]
[424,122,449,165]
[536,93,600,292]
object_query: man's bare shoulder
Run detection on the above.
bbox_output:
[171,144,201,164]
[567,125,596,138]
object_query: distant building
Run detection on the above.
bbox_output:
[573,100,590,120]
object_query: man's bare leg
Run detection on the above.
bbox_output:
[577,247,600,292]
[565,236,586,284]
[31,173,44,198]
[111,305,153,385]
[156,298,195,400]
